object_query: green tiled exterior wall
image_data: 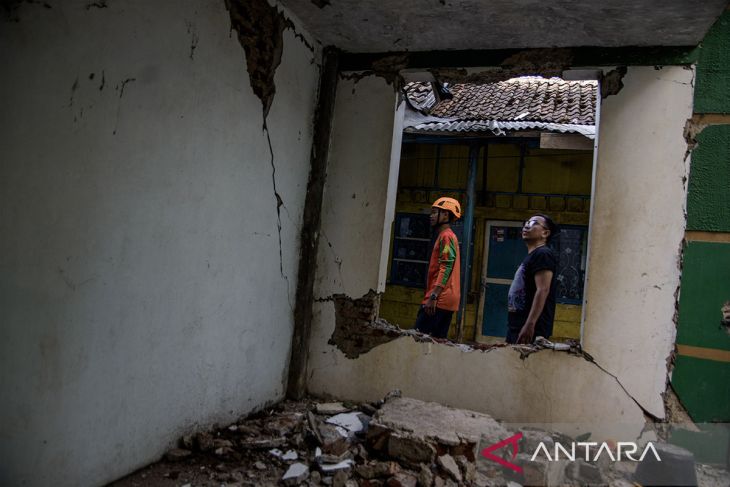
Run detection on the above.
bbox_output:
[687,125,730,232]
[676,242,730,351]
[672,355,730,423]
[672,10,730,423]
[694,11,730,113]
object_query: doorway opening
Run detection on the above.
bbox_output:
[379,74,600,344]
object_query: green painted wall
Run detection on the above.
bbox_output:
[672,356,730,423]
[687,125,730,232]
[676,242,730,350]
[694,11,730,113]
[672,8,730,424]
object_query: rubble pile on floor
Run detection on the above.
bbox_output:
[118,393,726,487]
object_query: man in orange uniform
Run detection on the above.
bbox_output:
[414,197,461,339]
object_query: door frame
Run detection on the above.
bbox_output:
[475,220,524,343]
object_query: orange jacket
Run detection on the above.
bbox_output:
[422,227,461,311]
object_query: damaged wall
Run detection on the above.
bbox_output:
[0,1,319,485]
[582,66,694,419]
[307,66,693,433]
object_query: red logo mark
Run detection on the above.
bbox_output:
[480,432,523,473]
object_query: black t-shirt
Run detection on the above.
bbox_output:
[507,246,557,338]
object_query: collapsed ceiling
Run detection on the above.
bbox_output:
[279,0,728,53]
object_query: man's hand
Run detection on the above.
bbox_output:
[425,295,437,315]
[516,322,535,344]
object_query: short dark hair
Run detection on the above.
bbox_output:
[534,213,558,244]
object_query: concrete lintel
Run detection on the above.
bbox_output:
[339,46,698,72]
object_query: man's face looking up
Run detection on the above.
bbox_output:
[522,215,549,242]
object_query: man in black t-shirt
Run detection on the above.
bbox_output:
[506,214,558,344]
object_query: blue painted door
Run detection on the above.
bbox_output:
[481,223,527,337]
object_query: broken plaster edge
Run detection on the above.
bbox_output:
[314,294,653,420]
[308,311,649,441]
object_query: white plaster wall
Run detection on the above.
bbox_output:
[307,67,691,431]
[582,66,694,418]
[314,76,398,300]
[308,331,646,439]
[0,1,319,485]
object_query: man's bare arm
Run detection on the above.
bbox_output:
[517,269,553,344]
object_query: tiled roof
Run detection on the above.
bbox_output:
[404,77,597,125]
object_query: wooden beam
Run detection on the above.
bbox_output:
[540,133,594,150]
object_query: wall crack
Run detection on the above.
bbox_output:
[264,126,293,313]
[112,77,136,135]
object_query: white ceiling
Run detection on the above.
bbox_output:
[279,0,728,52]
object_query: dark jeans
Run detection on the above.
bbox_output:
[414,306,453,339]
[505,326,521,344]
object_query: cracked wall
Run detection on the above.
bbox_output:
[0,1,320,486]
[307,66,693,437]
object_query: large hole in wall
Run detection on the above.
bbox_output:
[375,68,603,347]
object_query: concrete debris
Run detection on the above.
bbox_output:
[269,448,298,461]
[326,412,366,433]
[355,460,400,479]
[320,458,355,472]
[282,462,309,484]
[387,470,418,487]
[437,454,462,482]
[113,395,728,487]
[533,336,572,351]
[418,463,435,486]
[317,421,351,455]
[456,455,476,483]
[370,396,510,449]
[332,469,349,486]
[319,449,353,464]
[316,402,352,414]
[310,469,323,484]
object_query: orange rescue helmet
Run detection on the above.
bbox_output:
[432,197,462,219]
